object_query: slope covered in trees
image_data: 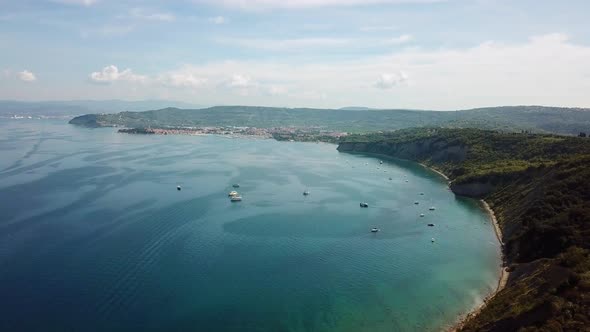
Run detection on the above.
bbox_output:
[69,105,590,135]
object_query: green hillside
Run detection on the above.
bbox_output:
[69,105,590,135]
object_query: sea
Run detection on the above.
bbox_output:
[0,119,501,332]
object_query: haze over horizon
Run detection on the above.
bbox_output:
[1,0,590,110]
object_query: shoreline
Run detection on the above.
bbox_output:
[418,162,450,181]
[448,200,509,331]
[415,162,508,332]
[333,150,509,331]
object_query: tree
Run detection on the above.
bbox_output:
[579,132,587,138]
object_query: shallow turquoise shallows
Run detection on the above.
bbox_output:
[0,120,501,332]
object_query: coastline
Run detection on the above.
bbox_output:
[418,162,450,181]
[336,150,509,331]
[416,162,509,332]
[448,200,509,332]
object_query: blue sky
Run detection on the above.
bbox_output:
[1,0,590,109]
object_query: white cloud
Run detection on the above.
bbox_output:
[159,72,208,88]
[385,34,413,45]
[220,74,258,96]
[374,72,408,89]
[78,33,590,109]
[195,0,445,10]
[129,8,175,22]
[209,16,228,24]
[89,65,146,84]
[267,85,288,95]
[51,0,98,6]
[225,74,255,88]
[18,70,37,82]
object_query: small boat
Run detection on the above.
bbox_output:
[405,180,409,183]
[228,191,239,197]
[429,207,436,211]
[420,213,425,217]
[177,185,182,191]
[303,191,310,196]
[232,184,240,188]
[360,202,369,208]
[371,227,380,233]
[380,161,383,164]
[230,196,242,202]
[414,201,419,205]
[427,223,435,227]
[419,192,424,195]
[389,177,393,180]
[431,238,435,242]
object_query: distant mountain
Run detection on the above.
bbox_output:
[338,106,381,111]
[0,100,205,117]
[69,105,590,135]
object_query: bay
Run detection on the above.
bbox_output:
[0,120,501,332]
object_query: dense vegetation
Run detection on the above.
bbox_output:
[339,128,590,331]
[69,105,590,135]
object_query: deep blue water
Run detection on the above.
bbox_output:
[0,120,501,331]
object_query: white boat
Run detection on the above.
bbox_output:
[228,191,239,197]
[431,238,435,242]
[420,213,425,217]
[303,191,310,196]
[414,201,419,205]
[230,196,242,202]
[380,161,383,164]
[360,202,369,208]
[371,228,380,233]
[177,185,182,191]
[429,207,436,211]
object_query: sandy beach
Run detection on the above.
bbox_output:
[417,163,509,332]
[448,200,510,331]
[419,162,450,181]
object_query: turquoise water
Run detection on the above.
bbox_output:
[0,120,501,331]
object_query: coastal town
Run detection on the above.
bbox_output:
[118,126,348,143]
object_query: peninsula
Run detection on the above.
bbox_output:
[69,105,590,136]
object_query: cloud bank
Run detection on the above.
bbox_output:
[82,33,590,109]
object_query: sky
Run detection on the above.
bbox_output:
[1,0,590,110]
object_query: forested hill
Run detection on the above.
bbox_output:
[69,105,590,135]
[338,128,590,331]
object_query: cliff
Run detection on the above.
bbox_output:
[338,128,590,331]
